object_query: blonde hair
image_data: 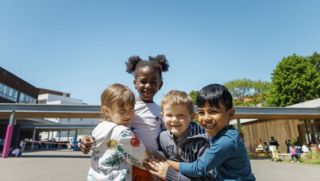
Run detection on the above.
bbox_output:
[161,90,194,114]
[100,83,135,120]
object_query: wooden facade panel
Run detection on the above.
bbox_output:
[242,119,302,152]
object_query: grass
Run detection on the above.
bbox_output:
[300,152,320,164]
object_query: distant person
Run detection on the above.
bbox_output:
[290,145,299,163]
[269,136,279,161]
[10,146,22,157]
[285,139,291,153]
[302,144,310,153]
[87,84,148,181]
[81,55,169,180]
[148,84,255,181]
[19,139,26,151]
[294,142,302,158]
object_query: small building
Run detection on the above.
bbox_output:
[233,98,320,152]
[37,89,97,142]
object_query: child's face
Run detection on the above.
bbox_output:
[134,66,163,103]
[197,102,234,137]
[162,104,194,139]
[103,104,135,126]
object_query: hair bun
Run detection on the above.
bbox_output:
[126,56,142,74]
[149,54,169,72]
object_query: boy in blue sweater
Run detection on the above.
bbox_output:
[149,84,255,181]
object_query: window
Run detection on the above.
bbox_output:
[0,83,18,102]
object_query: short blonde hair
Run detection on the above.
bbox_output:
[161,90,194,114]
[100,83,135,119]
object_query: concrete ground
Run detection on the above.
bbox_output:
[0,150,320,181]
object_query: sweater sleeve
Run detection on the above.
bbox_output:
[117,128,148,169]
[166,167,192,181]
[179,136,236,177]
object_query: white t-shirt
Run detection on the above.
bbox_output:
[88,121,147,181]
[128,98,164,151]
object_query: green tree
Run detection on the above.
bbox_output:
[224,79,271,106]
[309,52,320,72]
[267,54,320,107]
[189,90,198,104]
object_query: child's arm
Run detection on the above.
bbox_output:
[149,159,194,181]
[80,135,94,154]
[179,137,235,177]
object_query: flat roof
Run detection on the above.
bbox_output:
[1,104,320,120]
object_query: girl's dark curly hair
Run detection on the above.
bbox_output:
[125,54,169,79]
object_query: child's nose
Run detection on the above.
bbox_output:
[204,113,212,120]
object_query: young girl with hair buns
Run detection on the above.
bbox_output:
[83,55,169,180]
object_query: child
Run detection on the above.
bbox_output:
[87,83,148,181]
[82,55,169,180]
[149,84,255,181]
[290,145,299,163]
[155,90,214,181]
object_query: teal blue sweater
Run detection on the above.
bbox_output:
[179,126,255,181]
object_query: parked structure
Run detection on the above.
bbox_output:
[233,98,320,152]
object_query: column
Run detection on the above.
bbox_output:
[73,129,78,151]
[31,128,36,151]
[2,111,16,158]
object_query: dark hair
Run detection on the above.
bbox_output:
[125,54,169,79]
[196,84,233,110]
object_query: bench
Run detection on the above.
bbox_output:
[277,153,291,161]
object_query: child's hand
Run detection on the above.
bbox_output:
[80,136,94,154]
[146,158,169,180]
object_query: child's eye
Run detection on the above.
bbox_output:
[140,80,147,84]
[197,111,205,116]
[209,110,218,115]
[166,114,173,117]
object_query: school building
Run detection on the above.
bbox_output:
[233,98,320,153]
[0,66,96,153]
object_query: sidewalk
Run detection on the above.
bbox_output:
[0,151,320,181]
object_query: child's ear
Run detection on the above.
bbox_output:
[102,106,110,116]
[160,111,163,117]
[133,79,138,90]
[228,108,235,119]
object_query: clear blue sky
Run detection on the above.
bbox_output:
[1,1,320,104]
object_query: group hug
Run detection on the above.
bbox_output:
[80,55,256,181]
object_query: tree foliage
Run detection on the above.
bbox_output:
[224,79,271,107]
[188,90,198,104]
[267,54,320,107]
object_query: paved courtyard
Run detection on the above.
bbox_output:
[0,150,320,181]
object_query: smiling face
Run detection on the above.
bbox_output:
[134,66,163,103]
[197,102,235,137]
[162,104,194,139]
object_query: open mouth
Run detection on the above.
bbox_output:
[171,125,181,128]
[143,90,154,96]
[203,121,216,129]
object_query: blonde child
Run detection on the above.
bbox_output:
[87,83,147,181]
[149,84,255,181]
[154,90,214,181]
[82,55,169,180]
